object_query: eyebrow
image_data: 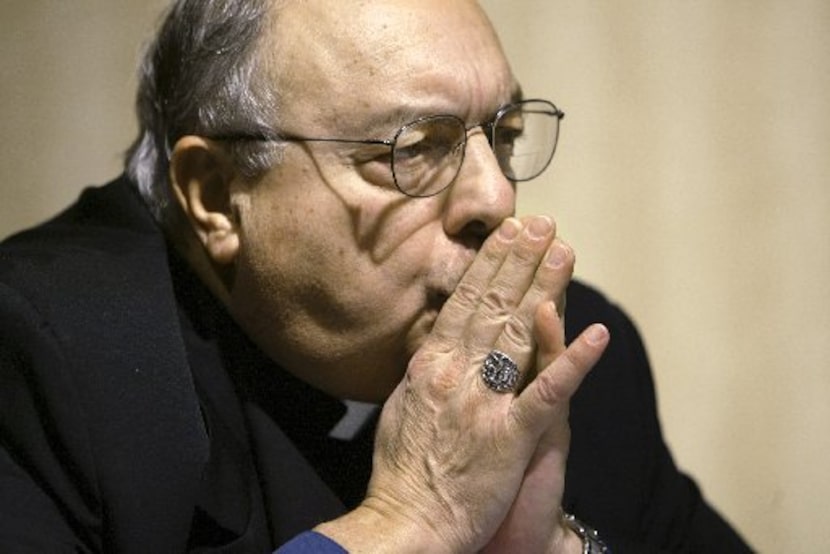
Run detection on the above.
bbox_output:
[361,85,526,138]
[511,86,525,104]
[358,106,425,138]
[267,83,529,144]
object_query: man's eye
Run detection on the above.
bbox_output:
[395,140,432,162]
[351,145,393,165]
[396,137,457,167]
[495,125,523,147]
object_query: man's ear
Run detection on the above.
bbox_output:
[169,136,240,266]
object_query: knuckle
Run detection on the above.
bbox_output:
[407,348,466,401]
[481,240,507,264]
[535,348,584,406]
[450,280,483,311]
[500,315,533,351]
[534,369,569,407]
[478,284,514,320]
[510,241,543,268]
[425,369,461,399]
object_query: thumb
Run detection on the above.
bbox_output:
[511,324,609,435]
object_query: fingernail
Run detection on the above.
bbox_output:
[546,242,569,268]
[498,218,521,240]
[585,324,609,345]
[526,216,553,239]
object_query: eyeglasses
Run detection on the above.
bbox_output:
[212,99,564,198]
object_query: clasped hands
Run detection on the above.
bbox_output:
[318,216,609,553]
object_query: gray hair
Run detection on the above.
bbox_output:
[125,0,283,224]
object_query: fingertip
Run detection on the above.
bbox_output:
[584,323,609,346]
[534,301,562,340]
[497,217,522,241]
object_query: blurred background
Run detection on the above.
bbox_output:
[1,1,828,551]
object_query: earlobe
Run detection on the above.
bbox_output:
[169,136,241,266]
[203,215,239,265]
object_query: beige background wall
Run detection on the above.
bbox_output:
[1,2,828,552]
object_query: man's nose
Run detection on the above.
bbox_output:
[442,131,516,243]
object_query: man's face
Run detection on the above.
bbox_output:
[227,0,518,401]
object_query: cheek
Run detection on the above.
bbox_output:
[236,187,432,319]
[232,164,445,346]
[350,193,443,272]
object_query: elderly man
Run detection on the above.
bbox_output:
[0,0,751,552]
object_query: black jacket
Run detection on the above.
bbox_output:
[0,176,751,552]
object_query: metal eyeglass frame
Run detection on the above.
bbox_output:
[207,98,564,198]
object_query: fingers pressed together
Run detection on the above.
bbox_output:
[319,215,610,553]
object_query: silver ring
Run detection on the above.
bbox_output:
[481,350,519,393]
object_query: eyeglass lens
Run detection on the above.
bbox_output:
[391,100,561,197]
[391,116,467,197]
[493,100,560,182]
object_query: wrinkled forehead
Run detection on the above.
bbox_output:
[265,0,517,135]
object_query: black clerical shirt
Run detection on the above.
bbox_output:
[169,249,376,551]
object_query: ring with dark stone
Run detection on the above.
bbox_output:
[481,350,519,393]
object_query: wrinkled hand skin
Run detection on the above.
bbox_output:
[320,216,609,553]
[480,300,591,554]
